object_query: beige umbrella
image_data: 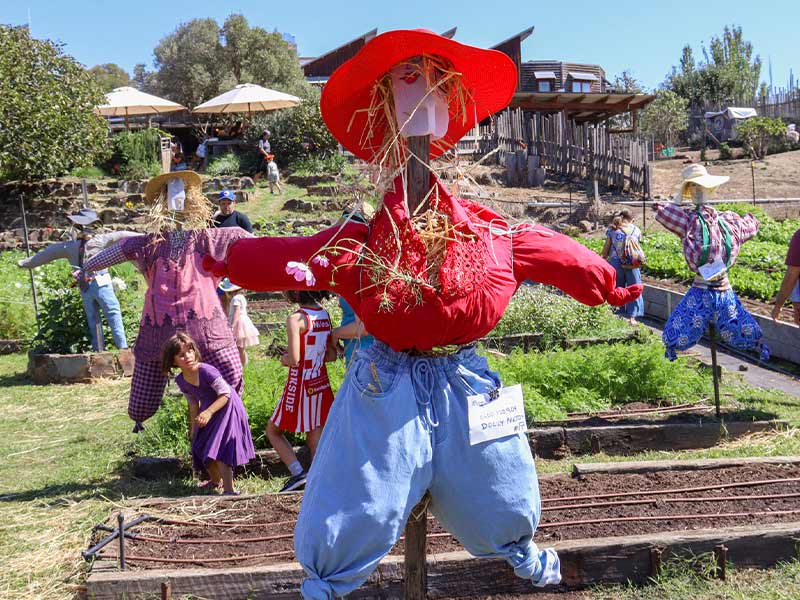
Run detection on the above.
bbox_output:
[192,83,301,117]
[96,86,186,128]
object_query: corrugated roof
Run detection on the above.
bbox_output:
[533,71,557,79]
[569,71,598,81]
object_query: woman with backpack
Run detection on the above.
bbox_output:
[602,209,645,324]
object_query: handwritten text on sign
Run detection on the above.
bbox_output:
[467,384,526,446]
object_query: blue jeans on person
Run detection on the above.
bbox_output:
[294,341,560,599]
[81,278,128,351]
[610,257,644,319]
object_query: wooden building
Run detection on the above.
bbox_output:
[302,28,457,86]
[521,61,608,94]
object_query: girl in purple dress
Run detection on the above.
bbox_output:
[162,332,256,494]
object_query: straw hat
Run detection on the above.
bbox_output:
[321,29,517,161]
[144,171,203,203]
[676,164,730,192]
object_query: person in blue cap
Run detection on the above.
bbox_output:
[213,189,253,233]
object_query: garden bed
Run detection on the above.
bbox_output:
[86,459,800,598]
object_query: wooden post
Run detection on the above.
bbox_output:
[406,136,431,215]
[19,193,41,329]
[708,323,721,419]
[404,135,431,600]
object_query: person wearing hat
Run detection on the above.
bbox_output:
[654,164,769,360]
[202,30,645,596]
[19,209,137,351]
[218,277,259,366]
[213,189,253,233]
[77,171,252,428]
[253,129,272,185]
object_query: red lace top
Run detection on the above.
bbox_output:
[205,176,640,352]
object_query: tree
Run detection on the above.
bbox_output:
[612,70,644,94]
[666,25,761,107]
[0,26,109,181]
[87,63,130,92]
[736,116,786,159]
[640,90,689,146]
[148,14,309,107]
[131,63,156,93]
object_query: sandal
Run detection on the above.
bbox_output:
[222,490,241,496]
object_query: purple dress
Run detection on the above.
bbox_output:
[176,363,256,472]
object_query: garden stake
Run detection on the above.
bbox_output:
[18,193,41,328]
[81,178,90,209]
[714,544,728,580]
[161,581,172,600]
[708,324,721,419]
[750,161,756,207]
[118,513,126,571]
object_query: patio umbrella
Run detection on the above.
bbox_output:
[192,83,301,117]
[96,86,186,128]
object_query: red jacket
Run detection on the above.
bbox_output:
[205,176,640,352]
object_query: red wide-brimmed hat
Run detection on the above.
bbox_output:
[321,29,517,161]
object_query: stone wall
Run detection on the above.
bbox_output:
[0,176,254,250]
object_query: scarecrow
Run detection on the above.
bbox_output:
[204,30,642,598]
[654,164,769,361]
[19,208,137,351]
[78,171,251,428]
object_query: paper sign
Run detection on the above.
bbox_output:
[467,384,527,446]
[698,257,727,282]
[93,272,112,287]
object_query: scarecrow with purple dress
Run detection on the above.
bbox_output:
[78,170,251,429]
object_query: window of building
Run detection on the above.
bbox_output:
[538,80,552,92]
[571,80,591,93]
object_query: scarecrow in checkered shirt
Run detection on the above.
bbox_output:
[76,171,252,430]
[653,164,770,361]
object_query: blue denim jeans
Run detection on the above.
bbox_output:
[294,342,560,599]
[81,278,128,351]
[610,257,644,318]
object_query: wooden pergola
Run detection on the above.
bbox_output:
[510,91,656,129]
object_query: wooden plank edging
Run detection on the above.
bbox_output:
[573,455,800,476]
[86,521,800,599]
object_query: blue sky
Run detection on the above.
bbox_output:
[3,0,797,91]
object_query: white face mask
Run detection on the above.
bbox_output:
[167,178,186,211]
[390,61,449,140]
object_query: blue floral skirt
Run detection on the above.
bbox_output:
[662,287,770,361]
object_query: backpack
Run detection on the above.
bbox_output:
[615,224,646,269]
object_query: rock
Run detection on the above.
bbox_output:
[240,176,255,189]
[98,208,125,224]
[85,182,98,194]
[125,193,143,205]
[27,351,119,384]
[132,456,189,480]
[578,220,594,233]
[282,199,314,212]
[306,185,338,197]
[118,349,136,377]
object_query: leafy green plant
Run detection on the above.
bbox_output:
[110,128,166,179]
[69,165,106,179]
[206,152,242,176]
[719,142,733,160]
[0,26,110,181]
[737,116,786,159]
[30,261,144,354]
[492,286,631,347]
[290,154,346,176]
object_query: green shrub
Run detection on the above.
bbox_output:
[30,260,145,353]
[719,142,733,160]
[121,159,160,180]
[737,116,786,159]
[206,153,242,176]
[0,250,41,339]
[69,166,106,179]
[290,154,346,176]
[491,286,630,346]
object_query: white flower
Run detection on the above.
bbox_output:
[14,282,22,288]
[112,277,127,291]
